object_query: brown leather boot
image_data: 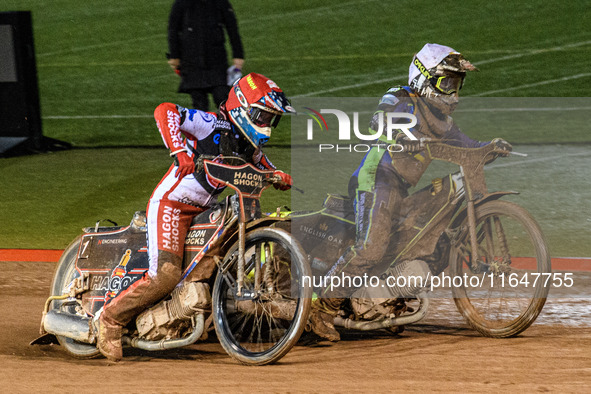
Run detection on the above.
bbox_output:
[97,315,123,362]
[98,258,182,361]
[309,309,340,342]
[308,298,342,342]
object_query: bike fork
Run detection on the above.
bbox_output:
[237,221,246,296]
[466,200,480,271]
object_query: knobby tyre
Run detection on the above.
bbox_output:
[449,200,551,338]
[212,228,312,365]
[50,236,101,358]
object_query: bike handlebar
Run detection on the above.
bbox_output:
[396,137,513,158]
[269,176,305,194]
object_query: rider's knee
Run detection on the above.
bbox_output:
[150,251,183,293]
[354,240,389,262]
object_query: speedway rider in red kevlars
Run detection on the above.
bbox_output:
[97,73,295,361]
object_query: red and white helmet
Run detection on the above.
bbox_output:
[225,73,295,147]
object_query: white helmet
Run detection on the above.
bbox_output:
[408,43,478,114]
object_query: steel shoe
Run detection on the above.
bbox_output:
[97,315,123,362]
[308,308,340,342]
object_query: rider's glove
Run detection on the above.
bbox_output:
[173,150,194,178]
[400,137,428,153]
[273,170,292,191]
[491,138,513,156]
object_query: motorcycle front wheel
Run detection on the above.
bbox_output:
[49,236,101,358]
[212,228,311,365]
[449,200,551,338]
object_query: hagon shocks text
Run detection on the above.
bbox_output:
[233,171,263,187]
[161,205,182,252]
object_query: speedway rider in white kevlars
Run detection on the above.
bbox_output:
[97,73,295,361]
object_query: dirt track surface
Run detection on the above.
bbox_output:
[1,261,590,393]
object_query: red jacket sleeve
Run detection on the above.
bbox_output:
[154,102,186,154]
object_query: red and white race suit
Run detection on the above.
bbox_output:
[147,102,275,276]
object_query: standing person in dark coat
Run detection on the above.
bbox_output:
[167,0,245,111]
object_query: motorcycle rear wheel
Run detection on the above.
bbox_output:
[50,236,101,358]
[450,200,551,338]
[213,228,311,365]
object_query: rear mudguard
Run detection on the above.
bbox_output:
[287,208,355,275]
[77,216,149,315]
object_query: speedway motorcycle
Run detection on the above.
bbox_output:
[33,157,311,365]
[289,140,551,338]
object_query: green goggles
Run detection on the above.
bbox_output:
[413,56,465,95]
[431,74,464,95]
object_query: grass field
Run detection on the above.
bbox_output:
[0,0,589,253]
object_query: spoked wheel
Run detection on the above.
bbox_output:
[450,200,551,337]
[213,228,311,365]
[49,237,101,358]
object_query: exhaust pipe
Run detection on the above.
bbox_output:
[122,313,205,351]
[43,310,95,344]
[334,294,430,331]
[43,310,205,351]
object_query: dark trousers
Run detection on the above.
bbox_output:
[189,85,230,112]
